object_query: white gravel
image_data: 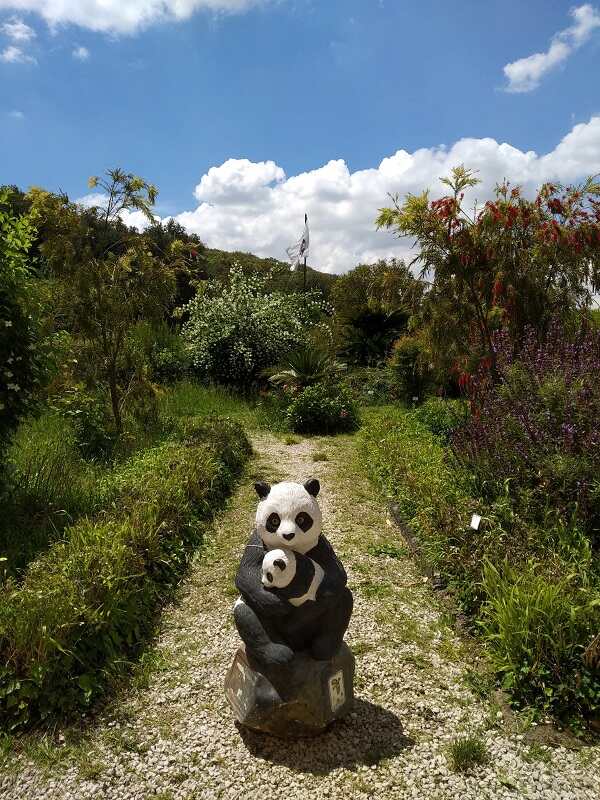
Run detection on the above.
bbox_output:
[1,433,598,800]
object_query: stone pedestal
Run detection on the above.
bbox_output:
[225,643,355,738]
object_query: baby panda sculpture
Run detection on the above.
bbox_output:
[261,547,324,606]
[234,478,353,671]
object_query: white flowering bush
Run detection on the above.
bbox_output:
[182,268,329,385]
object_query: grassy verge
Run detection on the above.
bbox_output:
[0,382,272,580]
[0,415,251,731]
[0,413,106,575]
[359,405,600,727]
[158,380,288,432]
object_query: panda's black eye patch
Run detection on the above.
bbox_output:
[274,559,286,570]
[266,512,281,533]
[295,512,313,532]
[266,572,273,583]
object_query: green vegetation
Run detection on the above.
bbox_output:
[267,347,346,391]
[0,415,250,730]
[287,383,360,435]
[367,543,407,560]
[1,412,104,574]
[182,268,327,386]
[360,404,600,721]
[0,189,43,456]
[448,735,489,772]
[3,160,600,733]
[411,397,469,442]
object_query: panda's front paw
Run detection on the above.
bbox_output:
[261,643,295,667]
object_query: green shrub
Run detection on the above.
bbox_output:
[0,192,44,458]
[287,383,360,435]
[50,386,115,460]
[268,347,345,391]
[182,268,327,386]
[0,416,250,730]
[150,335,190,383]
[342,367,400,405]
[481,561,600,720]
[389,334,433,401]
[128,321,190,384]
[411,397,469,441]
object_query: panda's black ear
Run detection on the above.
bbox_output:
[254,481,271,500]
[304,477,320,498]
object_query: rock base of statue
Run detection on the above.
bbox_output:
[225,642,355,738]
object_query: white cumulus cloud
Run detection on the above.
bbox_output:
[171,116,600,274]
[0,1,275,34]
[7,108,24,118]
[503,4,600,92]
[1,16,35,40]
[0,42,35,61]
[72,45,89,60]
[74,118,600,274]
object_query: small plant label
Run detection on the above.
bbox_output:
[470,513,482,530]
[328,670,346,712]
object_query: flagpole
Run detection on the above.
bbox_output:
[303,213,307,294]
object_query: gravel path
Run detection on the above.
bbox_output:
[1,432,599,800]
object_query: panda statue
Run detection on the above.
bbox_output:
[261,547,324,606]
[234,478,353,671]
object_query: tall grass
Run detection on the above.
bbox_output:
[158,381,255,422]
[481,561,600,719]
[158,380,289,432]
[0,413,103,577]
[0,382,271,580]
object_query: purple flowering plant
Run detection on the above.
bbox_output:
[452,319,600,542]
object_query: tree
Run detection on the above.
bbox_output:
[27,174,174,432]
[332,259,423,325]
[66,244,174,431]
[87,168,158,227]
[331,259,424,364]
[377,166,600,380]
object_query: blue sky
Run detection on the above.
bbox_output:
[2,1,600,271]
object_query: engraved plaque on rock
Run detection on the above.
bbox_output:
[328,670,346,712]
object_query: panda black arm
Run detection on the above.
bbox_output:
[310,535,347,597]
[235,532,290,618]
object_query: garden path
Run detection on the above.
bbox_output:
[2,433,599,800]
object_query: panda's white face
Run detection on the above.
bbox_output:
[262,548,296,588]
[255,480,321,554]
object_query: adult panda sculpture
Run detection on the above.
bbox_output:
[234,478,353,670]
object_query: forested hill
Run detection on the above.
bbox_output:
[201,246,337,296]
[1,183,336,299]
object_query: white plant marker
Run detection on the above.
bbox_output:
[470,513,482,531]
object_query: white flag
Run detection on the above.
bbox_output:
[286,217,309,270]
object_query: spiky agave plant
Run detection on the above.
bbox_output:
[267,347,346,390]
